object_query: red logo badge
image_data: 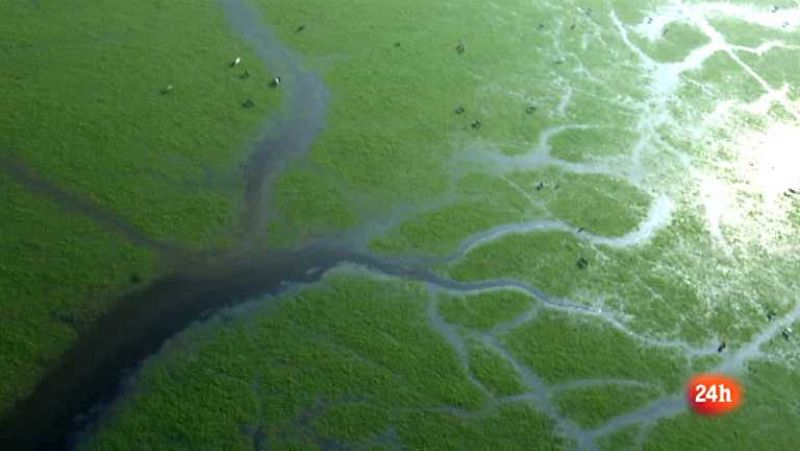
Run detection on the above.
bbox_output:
[687,373,743,416]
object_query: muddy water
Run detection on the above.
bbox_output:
[220,0,331,246]
[0,0,338,448]
[4,0,766,448]
[0,237,539,449]
[0,242,453,449]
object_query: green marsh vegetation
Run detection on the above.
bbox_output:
[466,340,528,397]
[644,361,800,451]
[710,13,800,49]
[3,0,800,449]
[79,271,522,449]
[366,171,542,256]
[554,384,662,428]
[373,168,652,257]
[258,0,658,247]
[598,425,640,451]
[82,0,800,446]
[449,230,600,298]
[2,0,280,414]
[438,289,537,331]
[632,23,711,63]
[0,173,156,412]
[503,310,688,390]
[2,0,281,246]
[549,127,640,162]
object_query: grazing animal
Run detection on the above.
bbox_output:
[231,56,242,67]
[242,99,255,108]
[526,105,537,114]
[296,25,306,32]
[454,105,465,115]
[241,70,250,80]
[782,328,792,341]
[270,76,281,87]
[577,227,584,234]
[456,43,465,54]
[576,257,589,269]
[767,310,777,321]
[470,119,482,129]
[771,6,779,13]
[160,84,174,95]
[535,181,544,191]
[717,341,727,353]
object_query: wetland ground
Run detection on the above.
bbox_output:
[2,0,799,450]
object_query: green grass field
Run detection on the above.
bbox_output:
[0,173,156,413]
[554,384,662,428]
[438,289,537,331]
[1,0,286,414]
[3,0,800,449]
[2,0,282,246]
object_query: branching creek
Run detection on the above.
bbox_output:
[2,1,799,450]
